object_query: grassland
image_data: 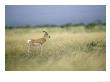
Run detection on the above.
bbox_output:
[5,26,106,71]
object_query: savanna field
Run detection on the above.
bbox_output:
[5,26,106,71]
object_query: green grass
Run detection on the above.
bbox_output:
[5,27,106,71]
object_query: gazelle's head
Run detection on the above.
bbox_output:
[43,31,50,39]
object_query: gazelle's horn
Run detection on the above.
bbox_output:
[43,31,46,32]
[43,31,48,34]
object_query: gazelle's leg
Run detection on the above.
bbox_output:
[27,43,31,55]
[40,44,42,56]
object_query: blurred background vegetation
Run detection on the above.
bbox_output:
[5,20,106,32]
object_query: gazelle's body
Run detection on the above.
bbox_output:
[27,38,46,46]
[26,31,50,55]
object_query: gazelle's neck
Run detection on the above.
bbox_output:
[43,36,48,40]
[43,34,48,39]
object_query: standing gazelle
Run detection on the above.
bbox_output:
[26,31,50,56]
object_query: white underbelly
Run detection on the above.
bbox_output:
[33,43,41,46]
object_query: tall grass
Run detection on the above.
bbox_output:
[5,27,106,71]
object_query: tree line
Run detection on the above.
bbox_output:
[6,20,106,29]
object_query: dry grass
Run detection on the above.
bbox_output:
[5,28,106,71]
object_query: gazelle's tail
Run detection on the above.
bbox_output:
[27,40,31,43]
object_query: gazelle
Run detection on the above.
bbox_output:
[26,31,50,56]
